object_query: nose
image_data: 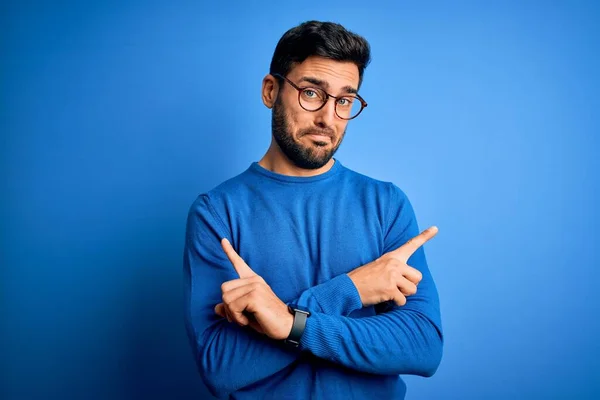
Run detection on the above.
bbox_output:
[314,97,337,128]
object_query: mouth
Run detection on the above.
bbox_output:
[305,133,331,142]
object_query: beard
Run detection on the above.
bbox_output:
[271,97,345,169]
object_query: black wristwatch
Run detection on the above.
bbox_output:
[284,304,311,347]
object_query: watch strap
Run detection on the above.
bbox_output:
[285,305,310,347]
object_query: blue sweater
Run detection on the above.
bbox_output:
[183,159,443,399]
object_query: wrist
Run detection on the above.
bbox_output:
[346,273,365,306]
[284,304,311,347]
[283,308,294,338]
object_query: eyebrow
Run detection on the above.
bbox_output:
[298,76,358,95]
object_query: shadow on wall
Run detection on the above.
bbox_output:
[117,164,235,397]
[119,244,210,399]
[4,89,244,398]
[114,108,244,399]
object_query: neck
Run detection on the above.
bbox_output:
[258,138,335,177]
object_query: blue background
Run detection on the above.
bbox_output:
[2,1,599,399]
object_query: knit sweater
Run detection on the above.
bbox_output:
[183,159,443,399]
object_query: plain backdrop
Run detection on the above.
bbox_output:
[2,1,599,399]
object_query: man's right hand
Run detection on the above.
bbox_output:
[347,226,439,307]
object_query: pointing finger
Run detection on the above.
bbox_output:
[390,226,439,262]
[221,238,257,278]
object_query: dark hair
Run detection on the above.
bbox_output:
[269,21,371,88]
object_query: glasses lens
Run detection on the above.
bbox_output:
[299,88,327,111]
[336,96,363,119]
[298,87,364,119]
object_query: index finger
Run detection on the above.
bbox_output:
[389,226,439,262]
[221,238,256,278]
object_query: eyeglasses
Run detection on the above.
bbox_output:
[273,73,367,120]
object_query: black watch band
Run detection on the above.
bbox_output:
[284,304,310,347]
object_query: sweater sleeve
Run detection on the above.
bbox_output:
[184,195,300,399]
[184,195,363,398]
[291,272,363,316]
[297,185,444,376]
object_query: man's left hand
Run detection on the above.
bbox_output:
[214,238,294,340]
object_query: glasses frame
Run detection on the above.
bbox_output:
[272,73,368,120]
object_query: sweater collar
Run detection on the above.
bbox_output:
[249,158,343,183]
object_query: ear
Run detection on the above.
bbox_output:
[261,74,278,109]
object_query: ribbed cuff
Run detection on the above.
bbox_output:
[296,274,363,316]
[298,312,343,361]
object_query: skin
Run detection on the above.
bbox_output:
[258,56,359,176]
[216,238,293,339]
[215,227,439,340]
[346,226,439,307]
[214,56,439,340]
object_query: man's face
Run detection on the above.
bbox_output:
[271,56,360,169]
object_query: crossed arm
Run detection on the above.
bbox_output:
[183,195,443,398]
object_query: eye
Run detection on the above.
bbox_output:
[337,97,354,107]
[300,88,325,104]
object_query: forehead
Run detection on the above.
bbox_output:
[288,56,360,90]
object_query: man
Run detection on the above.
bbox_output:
[183,20,443,399]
